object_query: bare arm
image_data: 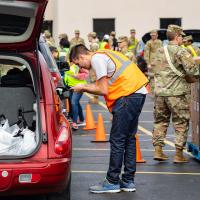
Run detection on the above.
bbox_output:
[71,76,108,96]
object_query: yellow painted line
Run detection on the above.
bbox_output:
[85,93,108,109]
[73,148,175,152]
[84,93,192,157]
[72,170,200,176]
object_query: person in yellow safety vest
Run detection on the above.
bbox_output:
[99,34,110,49]
[117,35,137,63]
[64,64,88,130]
[128,29,139,55]
[57,38,70,77]
[58,38,70,62]
[69,44,148,194]
[183,35,200,57]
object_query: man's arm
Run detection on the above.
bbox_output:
[178,49,199,76]
[71,76,108,96]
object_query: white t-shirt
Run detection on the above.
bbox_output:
[91,53,147,94]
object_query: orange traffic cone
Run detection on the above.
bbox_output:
[92,113,108,142]
[136,134,146,163]
[83,104,96,130]
[146,83,151,94]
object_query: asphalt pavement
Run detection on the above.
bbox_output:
[3,94,200,200]
[71,94,200,200]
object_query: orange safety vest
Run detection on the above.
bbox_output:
[95,50,149,111]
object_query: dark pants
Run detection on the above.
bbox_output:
[106,93,146,184]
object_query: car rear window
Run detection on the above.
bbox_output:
[0,14,30,36]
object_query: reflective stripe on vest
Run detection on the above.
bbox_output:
[187,45,198,57]
[96,50,149,111]
[107,51,132,85]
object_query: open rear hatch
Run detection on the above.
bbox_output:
[0,0,48,52]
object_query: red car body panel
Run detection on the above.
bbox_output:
[0,1,72,195]
[0,0,48,52]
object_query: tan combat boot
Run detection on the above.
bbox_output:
[173,148,189,163]
[154,146,169,161]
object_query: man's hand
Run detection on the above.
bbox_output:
[71,84,85,92]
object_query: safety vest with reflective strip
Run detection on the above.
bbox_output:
[95,50,149,111]
[187,45,198,57]
[58,47,70,62]
[128,38,138,51]
[64,64,87,87]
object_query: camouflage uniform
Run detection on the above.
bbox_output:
[152,26,199,149]
[183,35,200,103]
[144,34,162,94]
[70,30,85,48]
[70,37,85,47]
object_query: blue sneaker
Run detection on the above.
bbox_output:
[120,180,136,192]
[89,179,120,194]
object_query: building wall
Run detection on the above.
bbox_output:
[45,0,200,44]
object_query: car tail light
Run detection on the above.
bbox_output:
[55,126,70,155]
[19,174,41,183]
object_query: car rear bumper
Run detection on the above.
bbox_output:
[0,158,71,196]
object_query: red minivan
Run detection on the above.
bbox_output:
[0,0,72,199]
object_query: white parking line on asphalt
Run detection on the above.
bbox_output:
[72,170,200,176]
[138,126,192,156]
[73,148,175,152]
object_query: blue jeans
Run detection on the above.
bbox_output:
[106,93,146,184]
[70,91,84,123]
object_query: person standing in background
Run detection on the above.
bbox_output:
[87,32,100,104]
[70,30,85,48]
[128,29,139,56]
[152,25,199,163]
[144,30,162,95]
[117,36,137,63]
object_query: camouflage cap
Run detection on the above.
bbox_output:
[117,36,128,43]
[110,31,116,36]
[88,32,97,38]
[167,24,185,36]
[74,29,80,34]
[130,29,136,33]
[183,35,193,42]
[150,29,158,35]
[59,33,68,39]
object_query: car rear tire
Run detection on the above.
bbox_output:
[47,174,71,200]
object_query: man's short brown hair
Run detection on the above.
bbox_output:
[166,31,177,41]
[69,44,90,62]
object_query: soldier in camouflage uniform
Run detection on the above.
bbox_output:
[70,30,85,48]
[144,30,162,95]
[152,25,199,163]
[117,36,137,63]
